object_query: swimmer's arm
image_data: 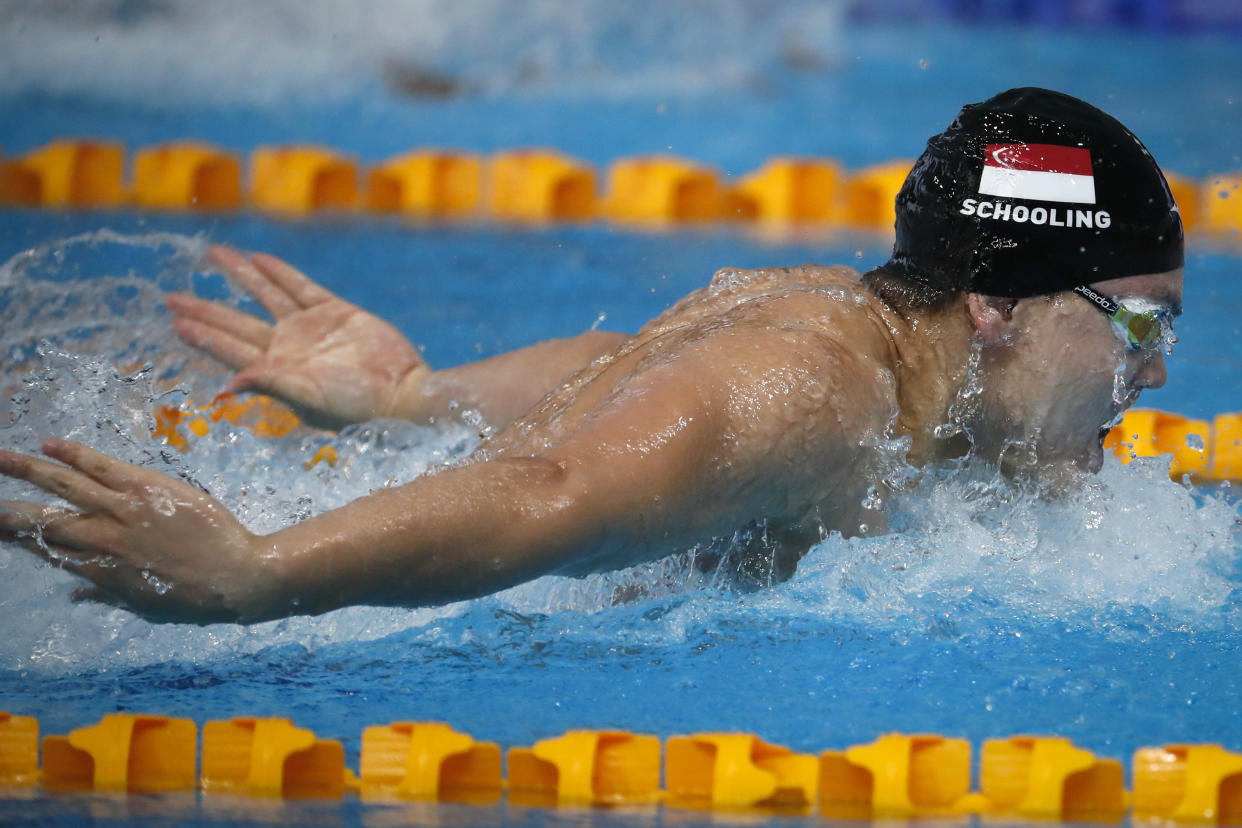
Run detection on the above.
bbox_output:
[262,375,720,616]
[0,373,722,622]
[384,330,629,427]
[177,245,626,429]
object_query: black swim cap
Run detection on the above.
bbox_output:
[885,87,1184,298]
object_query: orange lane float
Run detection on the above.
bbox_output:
[132,142,243,210]
[12,710,1242,824]
[201,717,349,799]
[358,721,502,802]
[1133,743,1242,824]
[250,145,358,214]
[507,729,661,806]
[604,155,725,224]
[367,149,482,217]
[41,713,196,794]
[818,733,974,819]
[666,732,817,811]
[0,139,127,208]
[737,157,843,224]
[0,136,1238,246]
[1204,173,1242,241]
[841,159,914,230]
[978,736,1127,822]
[0,712,39,788]
[1105,408,1241,483]
[488,149,597,222]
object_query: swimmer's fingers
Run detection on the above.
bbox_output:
[167,296,269,370]
[37,440,168,496]
[0,501,76,537]
[0,446,122,516]
[249,252,335,309]
[1,522,157,611]
[166,292,273,348]
[0,503,124,559]
[205,245,301,319]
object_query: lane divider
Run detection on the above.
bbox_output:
[147,396,1242,485]
[1,139,1239,239]
[1106,409,1242,483]
[4,711,1242,823]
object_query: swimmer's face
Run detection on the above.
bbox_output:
[973,268,1183,478]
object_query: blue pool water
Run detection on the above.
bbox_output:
[2,4,1242,826]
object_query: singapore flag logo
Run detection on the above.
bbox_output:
[978,144,1096,204]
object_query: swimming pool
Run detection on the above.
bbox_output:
[2,3,1242,826]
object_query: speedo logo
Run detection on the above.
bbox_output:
[960,198,1112,228]
[1073,284,1117,313]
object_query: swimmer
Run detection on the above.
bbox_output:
[0,88,1183,623]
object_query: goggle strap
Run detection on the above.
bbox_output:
[1071,284,1121,316]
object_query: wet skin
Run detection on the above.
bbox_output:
[0,247,1182,622]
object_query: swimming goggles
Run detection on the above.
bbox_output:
[1072,285,1175,352]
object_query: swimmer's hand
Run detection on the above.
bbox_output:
[167,245,429,426]
[0,440,273,623]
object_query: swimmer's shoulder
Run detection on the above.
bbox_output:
[636,263,867,338]
[708,263,862,293]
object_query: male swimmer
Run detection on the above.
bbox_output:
[0,88,1183,623]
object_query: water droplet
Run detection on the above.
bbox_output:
[140,569,170,596]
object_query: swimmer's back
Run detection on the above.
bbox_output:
[636,263,867,338]
[489,263,898,474]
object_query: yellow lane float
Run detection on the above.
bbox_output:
[132,142,242,210]
[507,729,661,806]
[358,721,501,802]
[0,139,127,208]
[666,732,817,811]
[604,155,724,224]
[841,159,914,230]
[1205,173,1242,240]
[0,712,39,788]
[201,717,349,799]
[11,710,1242,824]
[488,149,597,222]
[978,735,1127,822]
[819,732,973,819]
[1,136,1239,241]
[1106,408,1242,483]
[41,713,196,794]
[738,156,843,224]
[367,149,482,217]
[1133,743,1242,824]
[250,145,358,214]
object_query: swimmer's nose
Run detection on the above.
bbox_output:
[1133,349,1167,390]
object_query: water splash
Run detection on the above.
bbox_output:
[0,232,1238,676]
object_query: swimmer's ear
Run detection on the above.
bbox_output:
[966,293,1018,345]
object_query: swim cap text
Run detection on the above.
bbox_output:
[960,198,1112,229]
